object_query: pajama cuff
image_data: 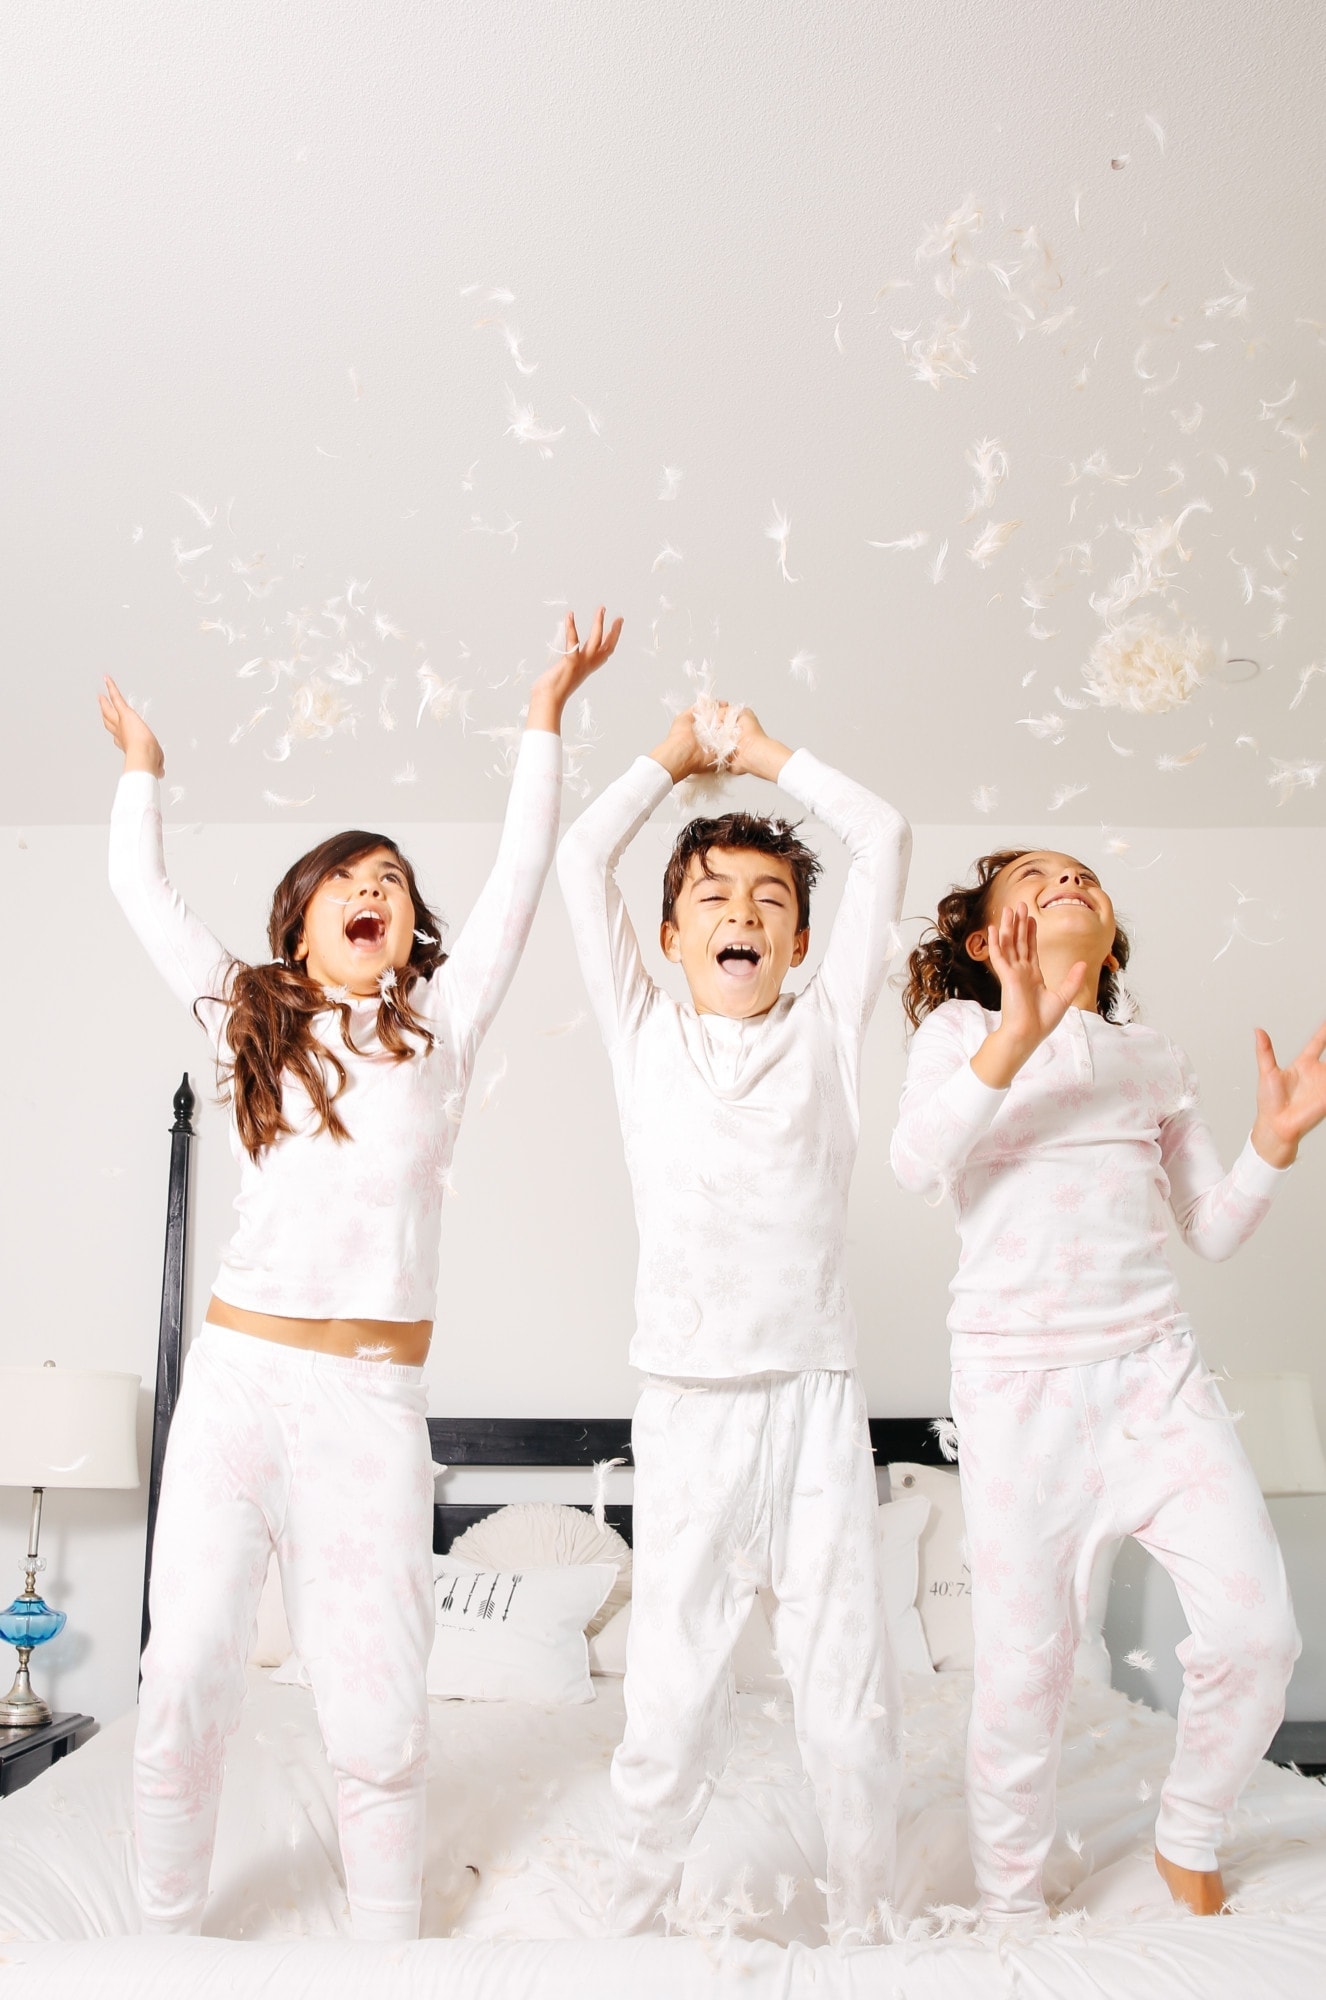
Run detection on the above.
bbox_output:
[1231,1133,1294,1197]
[943,1058,1010,1131]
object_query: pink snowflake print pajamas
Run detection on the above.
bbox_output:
[558,748,911,1938]
[892,998,1299,1914]
[110,730,563,1937]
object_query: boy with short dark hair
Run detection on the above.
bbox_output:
[557,700,912,1938]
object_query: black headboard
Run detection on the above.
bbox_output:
[427,1414,953,1552]
[141,1075,955,1633]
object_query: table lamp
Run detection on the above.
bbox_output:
[0,1362,140,1727]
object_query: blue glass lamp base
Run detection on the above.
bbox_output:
[0,1594,67,1729]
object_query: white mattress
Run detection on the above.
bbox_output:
[2,1668,1325,1997]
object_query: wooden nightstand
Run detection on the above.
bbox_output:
[0,1712,95,1797]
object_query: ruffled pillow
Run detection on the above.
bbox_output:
[448,1502,632,1636]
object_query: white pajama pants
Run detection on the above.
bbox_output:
[135,1325,436,1940]
[950,1329,1300,1914]
[611,1369,900,1938]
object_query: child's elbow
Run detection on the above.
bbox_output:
[889,1133,933,1196]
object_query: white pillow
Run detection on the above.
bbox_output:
[585,1593,784,1691]
[587,1599,631,1676]
[889,1462,972,1671]
[448,1503,632,1636]
[428,1561,616,1704]
[249,1552,293,1668]
[878,1492,935,1675]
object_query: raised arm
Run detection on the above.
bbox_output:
[101,677,233,1036]
[432,607,622,1055]
[749,728,912,1034]
[890,1003,1006,1195]
[1160,1029,1323,1259]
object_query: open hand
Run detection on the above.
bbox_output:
[978,903,1087,1079]
[527,606,623,733]
[99,676,164,776]
[1251,1020,1326,1168]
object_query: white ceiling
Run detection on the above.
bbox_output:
[4,0,1324,826]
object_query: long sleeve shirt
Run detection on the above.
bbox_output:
[890,998,1289,1368]
[557,750,912,1378]
[108,731,562,1322]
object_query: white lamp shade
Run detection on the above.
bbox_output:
[1222,1373,1326,1497]
[0,1366,141,1489]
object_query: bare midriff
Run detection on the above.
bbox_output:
[204,1295,432,1366]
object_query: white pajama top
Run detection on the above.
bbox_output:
[557,750,912,1378]
[108,731,562,1322]
[889,998,1289,1368]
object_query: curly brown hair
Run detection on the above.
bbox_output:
[661,812,823,930]
[901,848,1132,1030]
[207,830,447,1160]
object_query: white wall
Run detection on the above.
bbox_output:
[2,804,1324,1728]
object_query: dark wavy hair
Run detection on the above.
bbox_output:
[661,812,823,930]
[901,848,1132,1030]
[207,830,447,1160]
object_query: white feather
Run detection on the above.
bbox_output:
[765,503,798,582]
[966,520,1021,568]
[1082,616,1212,714]
[1017,713,1067,742]
[964,437,1008,516]
[1268,757,1323,804]
[590,1457,627,1529]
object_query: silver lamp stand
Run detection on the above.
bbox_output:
[0,1488,59,1727]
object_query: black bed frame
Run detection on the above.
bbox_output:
[139,1075,952,1649]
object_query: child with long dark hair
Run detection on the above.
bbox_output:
[892,848,1325,1919]
[100,607,620,1940]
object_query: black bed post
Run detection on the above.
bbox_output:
[139,1073,196,1662]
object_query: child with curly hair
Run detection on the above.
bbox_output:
[892,847,1325,1918]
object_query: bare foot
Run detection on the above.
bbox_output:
[1154,1847,1226,1914]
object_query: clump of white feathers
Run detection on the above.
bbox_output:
[1081,616,1213,715]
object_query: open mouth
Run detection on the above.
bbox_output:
[1041,894,1093,912]
[715,944,762,980]
[345,908,388,950]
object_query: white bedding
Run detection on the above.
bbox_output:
[2,1668,1325,1996]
